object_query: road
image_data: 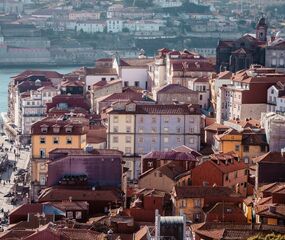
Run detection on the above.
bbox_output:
[0,133,30,224]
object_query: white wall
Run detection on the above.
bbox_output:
[86,75,118,91]
[121,68,149,89]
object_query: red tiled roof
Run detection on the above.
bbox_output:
[108,103,200,115]
[174,186,240,199]
[50,201,89,211]
[119,58,154,67]
[0,229,36,239]
[86,126,107,144]
[31,116,89,135]
[84,67,118,75]
[12,70,63,79]
[96,58,113,62]
[57,228,106,240]
[139,162,186,180]
[157,84,196,94]
[9,203,42,217]
[93,79,121,90]
[253,152,285,164]
[38,187,123,203]
[142,150,198,162]
[172,145,202,157]
[204,122,229,132]
[206,152,248,173]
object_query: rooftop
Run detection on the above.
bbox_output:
[174,186,241,199]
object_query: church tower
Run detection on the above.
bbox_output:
[256,17,268,42]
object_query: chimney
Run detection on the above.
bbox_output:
[69,196,72,202]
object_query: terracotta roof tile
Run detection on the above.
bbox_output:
[157,84,196,94]
[174,186,240,199]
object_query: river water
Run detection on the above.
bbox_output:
[0,66,80,113]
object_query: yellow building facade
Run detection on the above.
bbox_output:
[30,116,88,199]
[214,128,268,163]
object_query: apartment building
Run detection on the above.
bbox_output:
[106,101,201,179]
[216,66,285,123]
[20,85,59,143]
[148,49,215,93]
[30,115,88,198]
[267,82,285,113]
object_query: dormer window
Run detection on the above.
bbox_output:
[53,125,60,133]
[65,126,73,133]
[40,125,48,133]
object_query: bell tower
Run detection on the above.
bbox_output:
[256,17,268,42]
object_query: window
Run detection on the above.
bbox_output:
[110,77,115,81]
[147,161,153,168]
[138,127,143,133]
[189,137,194,144]
[176,127,181,133]
[113,126,118,133]
[40,137,46,144]
[189,128,194,133]
[67,211,73,219]
[101,77,106,81]
[180,200,186,208]
[126,115,132,123]
[66,137,72,144]
[124,81,129,87]
[135,81,140,87]
[139,116,144,123]
[261,145,266,152]
[151,127,156,133]
[177,117,181,123]
[126,126,131,133]
[244,169,249,175]
[152,117,156,123]
[40,149,46,158]
[113,136,118,143]
[164,117,169,123]
[53,127,60,133]
[194,199,201,207]
[53,137,59,144]
[65,127,72,133]
[41,127,48,133]
[235,145,240,151]
[234,171,238,178]
[126,136,131,143]
[243,145,249,152]
[164,137,169,143]
[177,137,181,143]
[226,208,232,213]
[199,94,203,100]
[125,147,131,154]
[39,174,46,186]
[113,116,119,123]
[225,174,229,181]
[75,211,82,219]
[138,137,143,143]
[164,127,169,133]
[152,137,156,143]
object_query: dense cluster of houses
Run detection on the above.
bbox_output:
[2,18,285,240]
